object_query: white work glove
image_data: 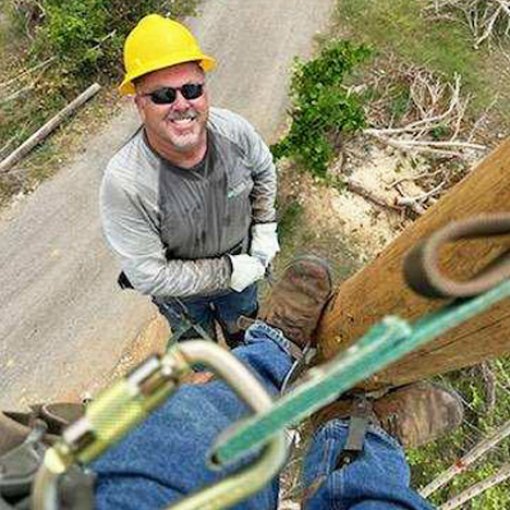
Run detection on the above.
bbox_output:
[228,254,266,292]
[250,222,280,267]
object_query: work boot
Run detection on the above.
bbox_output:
[314,381,464,448]
[259,255,332,349]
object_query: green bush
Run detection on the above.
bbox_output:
[272,40,371,177]
[32,0,198,83]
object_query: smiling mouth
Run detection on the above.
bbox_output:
[171,118,196,126]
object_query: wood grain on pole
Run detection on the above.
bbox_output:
[0,83,102,174]
[316,138,510,389]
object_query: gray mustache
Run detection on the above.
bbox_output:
[167,109,198,121]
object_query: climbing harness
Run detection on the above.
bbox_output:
[14,214,510,509]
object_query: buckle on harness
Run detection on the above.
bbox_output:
[335,395,372,469]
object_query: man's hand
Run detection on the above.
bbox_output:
[250,222,280,267]
[228,254,266,292]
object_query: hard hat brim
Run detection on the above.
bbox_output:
[119,53,216,96]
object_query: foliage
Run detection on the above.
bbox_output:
[32,0,198,84]
[271,40,371,178]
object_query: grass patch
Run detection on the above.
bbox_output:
[334,0,504,117]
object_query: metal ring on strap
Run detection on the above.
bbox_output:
[403,213,510,298]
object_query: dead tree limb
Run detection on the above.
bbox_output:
[0,83,101,174]
[420,418,510,498]
[440,463,510,509]
[345,179,402,212]
[0,57,55,90]
[364,73,486,158]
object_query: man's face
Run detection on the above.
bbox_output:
[135,62,209,153]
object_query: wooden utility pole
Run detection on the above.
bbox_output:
[316,138,510,389]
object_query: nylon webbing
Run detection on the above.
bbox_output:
[212,279,510,464]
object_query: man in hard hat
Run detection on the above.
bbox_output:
[100,15,279,346]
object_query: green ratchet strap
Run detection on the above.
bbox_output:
[211,279,510,465]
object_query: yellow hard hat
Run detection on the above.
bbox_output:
[119,14,216,96]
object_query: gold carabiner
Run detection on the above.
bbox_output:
[32,341,288,510]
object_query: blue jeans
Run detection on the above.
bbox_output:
[93,323,434,510]
[153,284,258,347]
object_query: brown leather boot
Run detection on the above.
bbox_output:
[259,255,332,349]
[313,382,464,449]
[373,382,464,448]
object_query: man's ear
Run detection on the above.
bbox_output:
[134,95,146,122]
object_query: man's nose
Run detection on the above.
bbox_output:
[172,90,192,109]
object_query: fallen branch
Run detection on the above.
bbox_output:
[345,179,402,212]
[387,167,445,189]
[439,463,510,509]
[394,181,445,215]
[428,0,510,48]
[420,418,510,498]
[0,83,101,174]
[365,132,465,158]
[0,84,35,105]
[364,72,487,159]
[0,57,56,91]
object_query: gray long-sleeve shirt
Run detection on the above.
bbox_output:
[100,107,277,299]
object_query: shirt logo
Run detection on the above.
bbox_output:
[227,181,248,199]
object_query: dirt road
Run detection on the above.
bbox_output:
[0,0,335,408]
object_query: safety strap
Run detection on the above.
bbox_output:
[212,214,510,464]
[280,342,317,394]
[166,297,217,348]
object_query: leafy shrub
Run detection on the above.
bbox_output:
[32,0,198,83]
[272,40,371,177]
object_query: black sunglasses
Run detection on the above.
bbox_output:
[143,83,205,105]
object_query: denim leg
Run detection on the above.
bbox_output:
[302,420,435,510]
[153,296,216,341]
[212,284,259,347]
[93,322,293,510]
